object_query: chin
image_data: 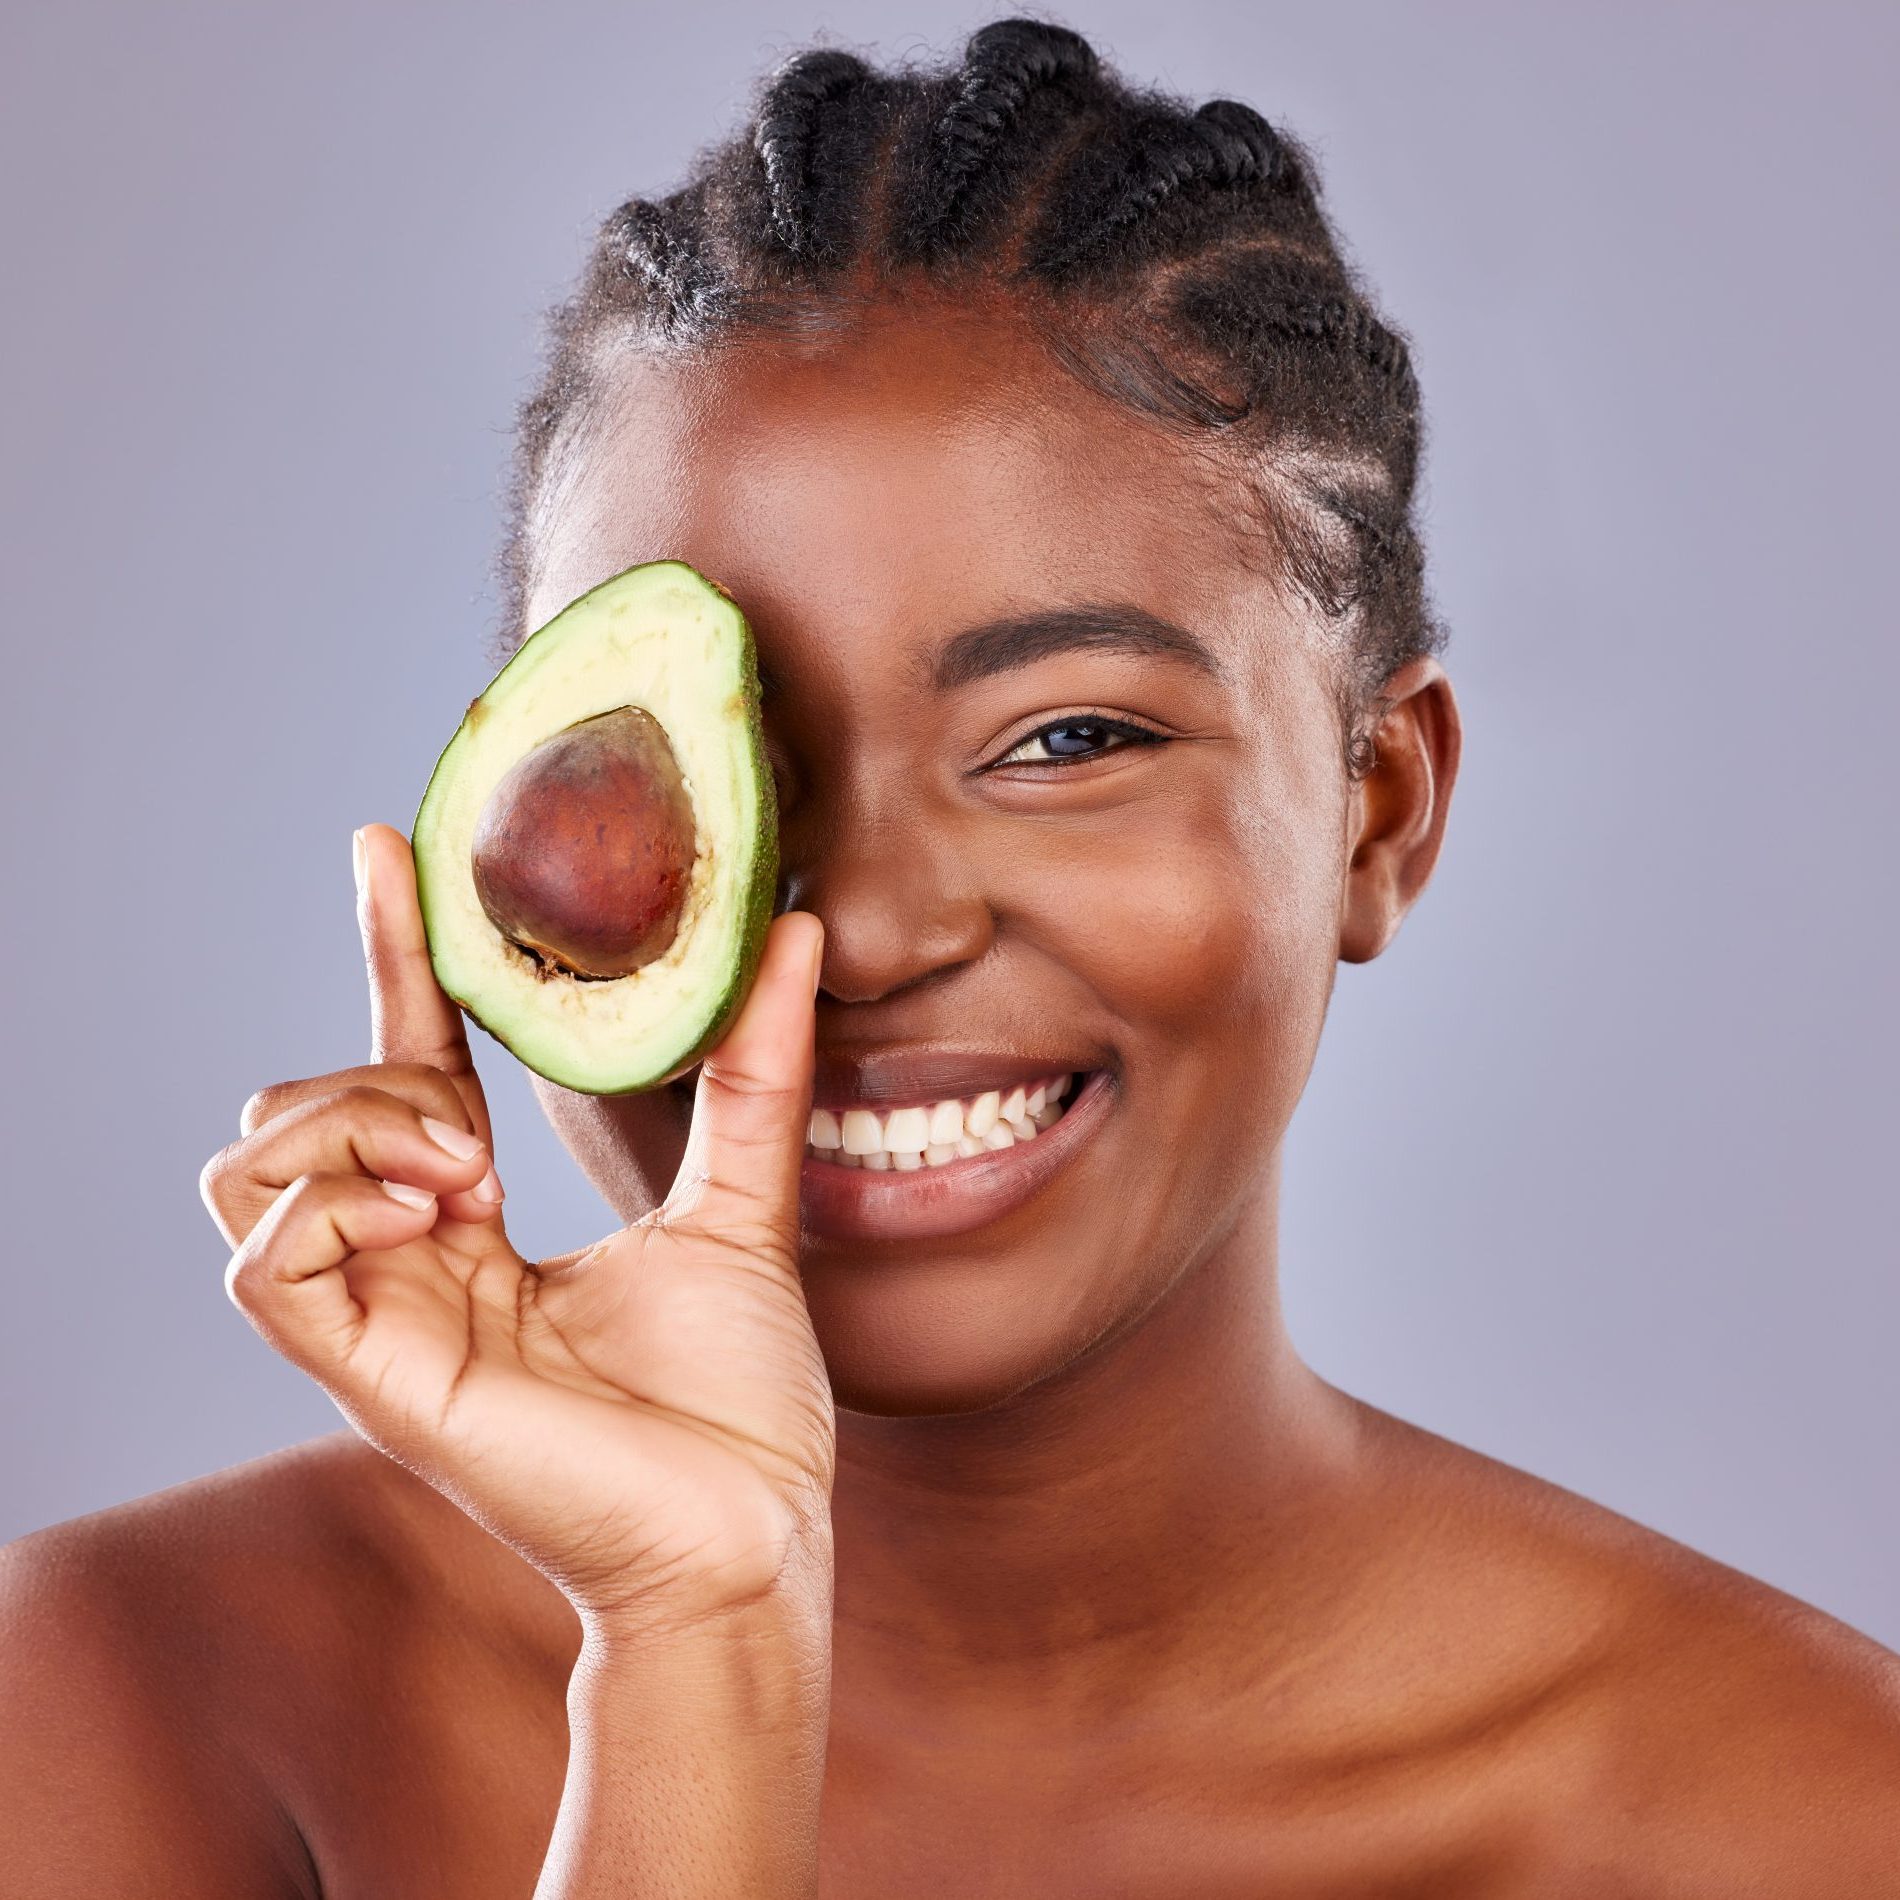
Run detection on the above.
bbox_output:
[797,1242,1125,1419]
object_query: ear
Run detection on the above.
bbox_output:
[1338,657,1462,964]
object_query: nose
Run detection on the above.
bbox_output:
[779,810,994,1005]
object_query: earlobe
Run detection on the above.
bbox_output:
[1337,658,1462,965]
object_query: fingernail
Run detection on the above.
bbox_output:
[352,829,369,906]
[472,1166,505,1205]
[381,1180,435,1210]
[808,920,825,999]
[420,1115,484,1162]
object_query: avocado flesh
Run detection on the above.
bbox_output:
[412,560,778,1094]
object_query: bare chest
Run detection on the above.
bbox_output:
[276,1649,1545,1900]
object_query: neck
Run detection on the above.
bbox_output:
[828,1155,1372,1720]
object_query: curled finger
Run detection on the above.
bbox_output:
[202,1085,502,1248]
[223,1171,442,1382]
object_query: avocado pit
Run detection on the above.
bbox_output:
[470,705,697,980]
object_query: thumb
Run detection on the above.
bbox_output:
[661,911,823,1250]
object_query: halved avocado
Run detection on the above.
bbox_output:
[413,559,778,1094]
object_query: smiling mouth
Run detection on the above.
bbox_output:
[797,1066,1115,1243]
[806,1072,1082,1169]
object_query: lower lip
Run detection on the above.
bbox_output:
[798,1070,1116,1243]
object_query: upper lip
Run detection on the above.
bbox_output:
[809,1047,1103,1111]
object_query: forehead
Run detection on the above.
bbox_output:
[524,299,1287,674]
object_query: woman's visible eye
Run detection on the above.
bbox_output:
[988,715,1169,770]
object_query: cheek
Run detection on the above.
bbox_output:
[808,768,1341,1418]
[1012,761,1341,1100]
[530,1076,689,1222]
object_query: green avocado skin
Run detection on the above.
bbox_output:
[622,622,780,1093]
[411,559,780,1095]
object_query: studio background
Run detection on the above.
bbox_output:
[4,0,1894,1646]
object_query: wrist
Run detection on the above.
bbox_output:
[554,1574,831,1900]
[574,1589,831,1684]
[573,1524,834,1656]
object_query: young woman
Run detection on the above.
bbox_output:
[6,20,1897,1896]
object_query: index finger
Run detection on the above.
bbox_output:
[354,823,484,1113]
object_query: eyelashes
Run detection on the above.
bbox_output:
[987,715,1169,770]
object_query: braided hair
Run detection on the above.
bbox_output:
[501,19,1444,778]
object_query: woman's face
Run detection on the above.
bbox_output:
[525,298,1395,1416]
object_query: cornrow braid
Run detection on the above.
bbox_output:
[500,18,1445,774]
[752,49,880,263]
[613,191,729,335]
[892,19,1101,260]
[1028,98,1299,280]
[1195,99,1294,185]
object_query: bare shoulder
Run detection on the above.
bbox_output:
[1361,1406,1900,1895]
[0,1431,532,1896]
[3,1432,427,1689]
[0,1435,375,1893]
[0,1425,575,1711]
[1565,1521,1900,1895]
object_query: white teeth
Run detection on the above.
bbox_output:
[809,1072,1084,1168]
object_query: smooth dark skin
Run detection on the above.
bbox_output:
[6,294,1899,1896]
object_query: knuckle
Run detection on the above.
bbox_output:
[198,1142,238,1206]
[700,1063,793,1106]
[223,1206,291,1303]
[240,1084,291,1135]
[223,1245,260,1309]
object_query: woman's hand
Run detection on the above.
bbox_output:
[201,823,833,1637]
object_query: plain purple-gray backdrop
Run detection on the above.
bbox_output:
[3,0,1894,1645]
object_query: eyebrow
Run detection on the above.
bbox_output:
[926,604,1228,693]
